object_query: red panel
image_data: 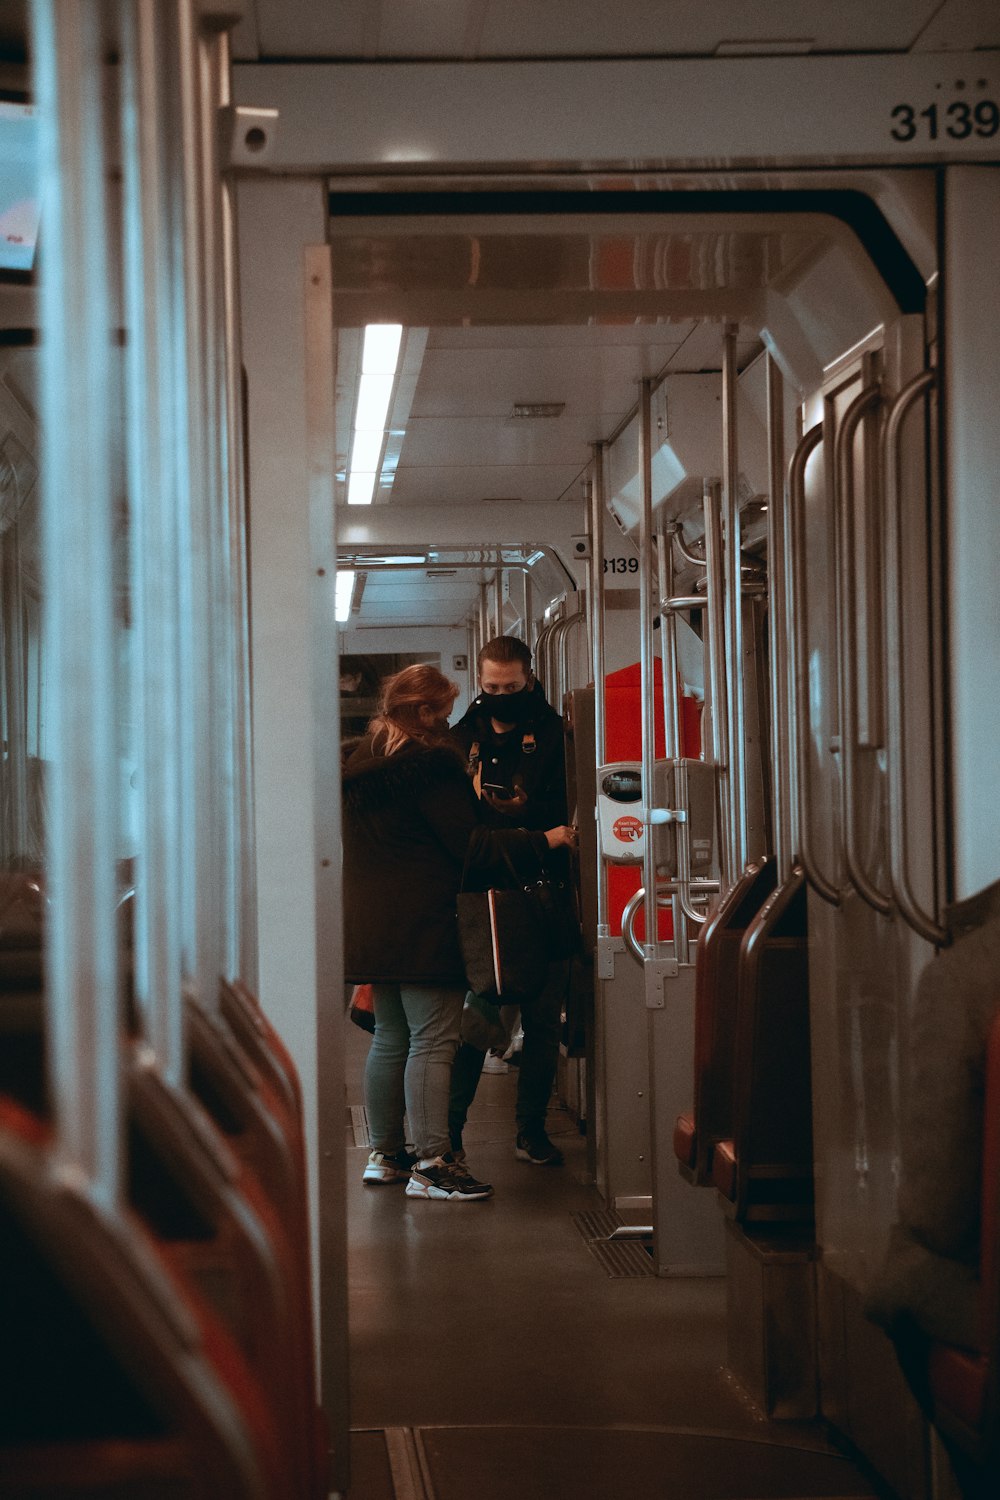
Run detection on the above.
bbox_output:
[603,662,703,939]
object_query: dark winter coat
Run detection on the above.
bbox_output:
[341,736,549,985]
[452,680,568,832]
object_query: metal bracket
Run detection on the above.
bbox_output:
[644,956,679,1009]
[596,934,624,980]
[646,806,686,824]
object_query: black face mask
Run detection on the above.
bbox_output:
[480,686,534,726]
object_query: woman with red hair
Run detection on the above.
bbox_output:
[342,663,575,1201]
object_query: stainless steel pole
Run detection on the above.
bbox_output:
[639,379,658,960]
[765,355,791,884]
[656,525,689,960]
[590,445,609,937]
[120,0,185,1082]
[703,480,732,891]
[722,324,747,877]
[34,0,121,1207]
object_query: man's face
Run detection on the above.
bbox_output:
[480,659,530,706]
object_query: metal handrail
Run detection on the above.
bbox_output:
[835,381,892,915]
[590,444,609,937]
[669,521,706,568]
[765,354,793,884]
[882,369,948,946]
[656,526,689,958]
[788,422,841,906]
[621,881,712,963]
[661,594,705,612]
[558,610,586,703]
[533,618,557,692]
[722,324,747,877]
[703,480,732,891]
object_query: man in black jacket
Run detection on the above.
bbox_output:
[448,634,576,1167]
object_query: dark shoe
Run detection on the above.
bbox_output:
[406,1153,493,1200]
[363,1148,417,1184]
[515,1130,565,1166]
[450,1149,494,1193]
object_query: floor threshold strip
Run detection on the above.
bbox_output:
[350,1103,371,1148]
[570,1208,654,1277]
[383,1426,436,1500]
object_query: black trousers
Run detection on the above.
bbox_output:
[448,959,570,1147]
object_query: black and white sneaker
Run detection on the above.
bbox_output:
[515,1130,565,1167]
[363,1148,417,1185]
[449,1149,494,1193]
[405,1153,493,1200]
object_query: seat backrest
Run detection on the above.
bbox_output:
[0,1092,282,1497]
[732,867,813,1226]
[691,857,777,1181]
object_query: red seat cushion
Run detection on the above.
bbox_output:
[712,1138,737,1200]
[673,1113,697,1169]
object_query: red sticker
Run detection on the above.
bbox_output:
[612,815,643,843]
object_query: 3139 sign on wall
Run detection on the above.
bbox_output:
[602,553,641,591]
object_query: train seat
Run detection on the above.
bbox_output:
[127,1053,321,1499]
[674,858,777,1185]
[926,1007,1000,1465]
[711,867,814,1227]
[186,994,327,1497]
[0,1092,284,1498]
[220,976,304,1124]
[673,1111,697,1171]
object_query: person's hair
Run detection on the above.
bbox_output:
[369,663,459,756]
[477,635,532,675]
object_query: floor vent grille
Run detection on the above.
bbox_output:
[351,1104,372,1148]
[571,1209,654,1277]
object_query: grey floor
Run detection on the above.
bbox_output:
[344,1020,887,1500]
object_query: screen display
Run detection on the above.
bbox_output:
[0,100,39,274]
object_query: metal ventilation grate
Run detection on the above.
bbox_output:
[571,1209,654,1278]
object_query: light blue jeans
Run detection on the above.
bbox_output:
[365,983,465,1161]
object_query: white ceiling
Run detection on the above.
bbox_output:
[233,1,1000,62]
[240,0,998,633]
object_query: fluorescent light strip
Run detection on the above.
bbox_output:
[362,323,403,374]
[347,325,403,506]
[335,569,355,622]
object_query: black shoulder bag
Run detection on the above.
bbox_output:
[455,840,579,1001]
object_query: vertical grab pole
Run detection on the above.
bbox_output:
[765,354,792,884]
[657,524,688,964]
[217,27,257,987]
[34,0,121,1207]
[639,379,659,961]
[493,569,504,638]
[120,0,185,1083]
[703,480,732,892]
[722,323,747,878]
[590,445,609,939]
[479,579,490,653]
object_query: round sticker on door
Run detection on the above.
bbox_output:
[612,815,643,843]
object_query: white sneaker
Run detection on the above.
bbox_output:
[503,1027,524,1062]
[362,1148,415,1184]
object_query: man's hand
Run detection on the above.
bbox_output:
[482,786,529,816]
[544,824,578,850]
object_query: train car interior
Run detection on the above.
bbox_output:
[1,2,999,1498]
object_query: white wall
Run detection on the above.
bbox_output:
[338,624,475,719]
[236,174,328,1300]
